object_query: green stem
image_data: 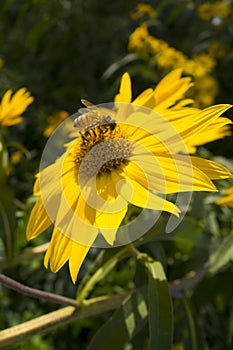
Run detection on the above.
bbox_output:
[0,200,13,262]
[77,247,129,304]
[127,243,142,258]
[0,293,128,348]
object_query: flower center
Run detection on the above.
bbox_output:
[72,124,132,179]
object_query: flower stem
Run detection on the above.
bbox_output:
[77,247,129,304]
[0,273,78,307]
[0,293,128,348]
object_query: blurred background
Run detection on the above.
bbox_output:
[0,1,233,349]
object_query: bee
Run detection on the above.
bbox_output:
[74,99,116,138]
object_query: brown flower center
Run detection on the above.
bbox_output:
[72,124,133,179]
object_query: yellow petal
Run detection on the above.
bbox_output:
[44,227,70,272]
[128,154,218,193]
[96,172,118,201]
[114,72,132,103]
[154,69,193,113]
[175,104,232,144]
[33,174,40,196]
[112,169,180,216]
[188,118,232,148]
[69,241,91,283]
[96,204,128,245]
[0,90,12,111]
[150,104,232,153]
[0,88,34,126]
[133,88,155,109]
[26,197,52,240]
[190,157,233,180]
[225,187,233,195]
[217,190,233,208]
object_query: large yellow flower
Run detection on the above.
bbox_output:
[0,88,34,127]
[27,71,232,283]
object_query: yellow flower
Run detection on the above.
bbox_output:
[192,53,216,78]
[27,70,232,283]
[197,1,232,20]
[193,76,219,108]
[128,24,216,101]
[0,88,34,127]
[207,41,229,60]
[128,24,150,52]
[197,2,215,20]
[11,150,23,164]
[130,3,157,20]
[217,187,233,208]
[0,57,4,69]
[43,110,69,138]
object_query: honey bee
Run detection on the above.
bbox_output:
[73,99,116,137]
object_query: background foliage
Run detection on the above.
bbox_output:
[0,1,233,349]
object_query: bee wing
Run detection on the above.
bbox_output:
[81,99,95,107]
[78,107,90,114]
[78,99,116,119]
[78,99,98,114]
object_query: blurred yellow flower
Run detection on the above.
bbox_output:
[130,3,157,20]
[197,2,215,20]
[197,1,232,20]
[128,25,218,107]
[192,53,216,78]
[43,110,69,138]
[128,24,149,52]
[193,76,219,108]
[207,41,229,60]
[0,88,34,127]
[217,187,233,208]
[0,57,4,69]
[10,150,23,164]
[27,70,232,283]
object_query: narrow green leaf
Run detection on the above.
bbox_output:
[0,138,8,185]
[207,233,233,274]
[182,297,205,350]
[102,53,138,79]
[0,185,17,261]
[87,287,148,350]
[145,260,173,350]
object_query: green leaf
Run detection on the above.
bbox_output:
[206,233,233,274]
[102,53,138,79]
[0,138,8,186]
[173,217,204,254]
[182,297,205,350]
[87,287,148,350]
[145,260,173,350]
[0,184,17,262]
